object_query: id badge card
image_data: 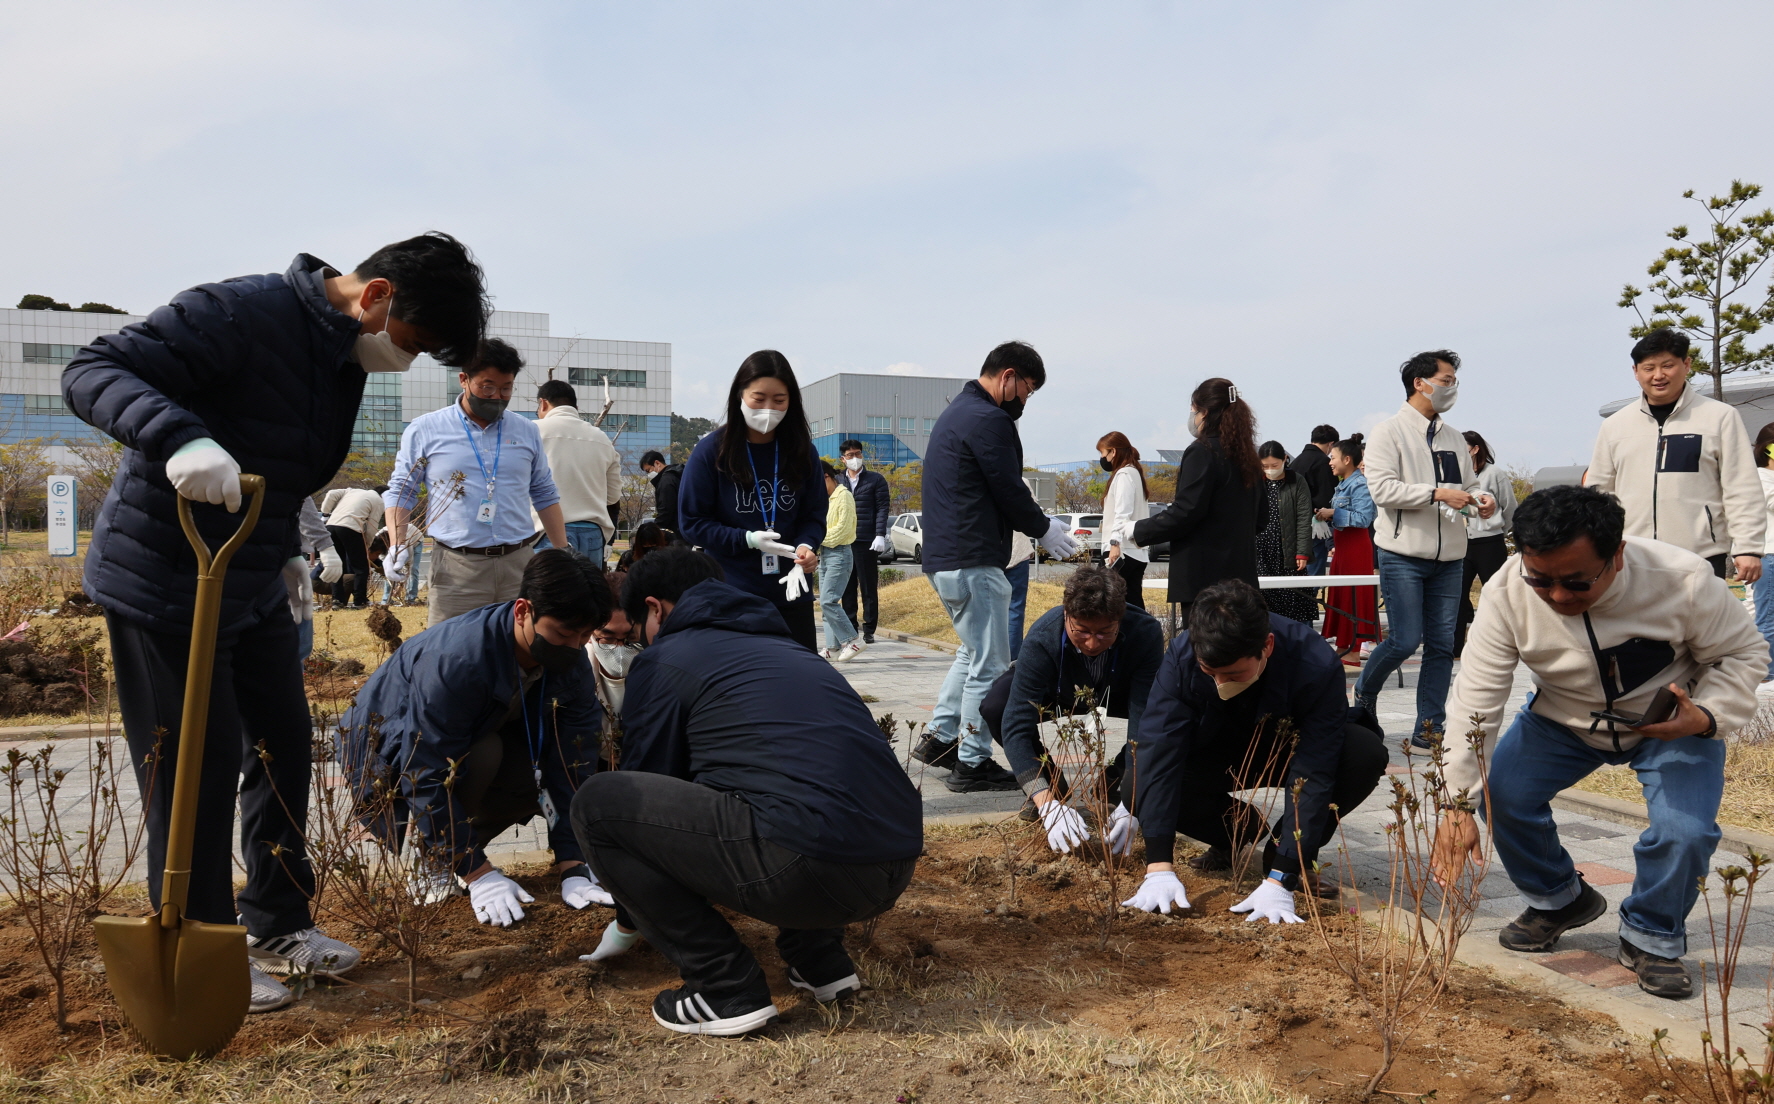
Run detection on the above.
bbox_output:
[476,499,497,525]
[535,770,559,828]
[761,553,779,573]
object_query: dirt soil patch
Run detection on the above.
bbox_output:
[0,826,1683,1103]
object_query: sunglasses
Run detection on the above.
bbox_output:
[1519,562,1611,592]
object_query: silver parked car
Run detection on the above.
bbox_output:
[1040,512,1104,561]
[886,511,924,563]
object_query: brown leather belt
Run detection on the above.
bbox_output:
[434,533,542,557]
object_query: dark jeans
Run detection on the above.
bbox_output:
[1307,535,1333,576]
[572,772,916,1004]
[1171,721,1388,876]
[1006,559,1031,660]
[1111,556,1147,611]
[107,606,314,938]
[1455,534,1510,655]
[841,539,879,638]
[775,599,818,652]
[326,524,371,607]
[1707,553,1728,579]
[981,667,1128,804]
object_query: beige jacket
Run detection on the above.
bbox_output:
[1441,536,1766,795]
[1587,383,1765,560]
[325,488,384,536]
[534,406,622,536]
[1365,403,1481,562]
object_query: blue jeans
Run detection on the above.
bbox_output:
[1307,535,1332,576]
[1006,558,1031,660]
[1354,548,1462,737]
[928,566,1013,765]
[539,521,606,564]
[1486,706,1724,958]
[818,545,858,651]
[1754,554,1774,680]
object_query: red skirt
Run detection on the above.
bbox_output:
[1322,526,1379,651]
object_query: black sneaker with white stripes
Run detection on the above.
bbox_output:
[788,966,861,1003]
[651,987,780,1036]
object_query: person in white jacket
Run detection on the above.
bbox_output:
[1351,350,1496,746]
[1432,485,1765,999]
[1097,430,1150,610]
[534,379,623,566]
[1587,329,1765,584]
[1752,420,1774,681]
[1454,429,1517,656]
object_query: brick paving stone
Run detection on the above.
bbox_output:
[1541,950,1639,988]
[1574,862,1636,886]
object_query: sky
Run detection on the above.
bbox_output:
[5,1,1774,470]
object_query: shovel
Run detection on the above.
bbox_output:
[96,474,266,1059]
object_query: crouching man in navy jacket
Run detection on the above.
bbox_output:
[339,550,612,929]
[572,548,923,1037]
[62,234,488,1013]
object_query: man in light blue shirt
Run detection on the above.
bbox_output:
[384,338,569,626]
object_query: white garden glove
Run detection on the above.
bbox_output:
[166,437,242,512]
[1038,796,1090,853]
[468,868,535,927]
[779,563,810,601]
[1121,870,1191,914]
[407,865,456,906]
[1229,878,1303,925]
[579,920,641,962]
[1104,802,1138,856]
[561,864,614,909]
[1038,517,1081,561]
[282,556,313,625]
[318,545,344,584]
[385,544,410,584]
[870,536,889,553]
[745,528,792,555]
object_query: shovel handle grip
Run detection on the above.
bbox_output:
[161,476,267,926]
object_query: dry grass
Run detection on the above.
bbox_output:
[1572,712,1774,833]
[876,576,1066,646]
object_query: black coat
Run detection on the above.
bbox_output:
[920,380,1050,572]
[653,462,684,533]
[1132,434,1259,604]
[848,467,891,541]
[63,255,367,636]
[1290,444,1336,511]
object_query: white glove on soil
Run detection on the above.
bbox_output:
[385,544,410,584]
[1104,802,1139,856]
[1038,517,1081,561]
[579,920,641,963]
[779,563,809,601]
[870,536,889,553]
[1229,878,1303,925]
[562,867,614,909]
[318,546,344,584]
[282,556,313,625]
[166,437,242,512]
[469,868,535,927]
[408,865,456,906]
[1038,796,1090,853]
[1122,870,1191,914]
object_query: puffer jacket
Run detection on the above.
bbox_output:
[1588,384,1765,561]
[920,381,1051,572]
[63,255,368,636]
[1365,403,1481,562]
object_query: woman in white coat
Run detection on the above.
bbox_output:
[1097,430,1151,610]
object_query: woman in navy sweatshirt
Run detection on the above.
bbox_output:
[678,350,828,650]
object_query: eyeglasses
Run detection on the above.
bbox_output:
[1519,563,1612,592]
[1065,619,1120,643]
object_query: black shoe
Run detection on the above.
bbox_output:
[1618,938,1693,1000]
[787,965,861,1003]
[1018,794,1040,822]
[909,734,958,769]
[651,987,779,1036]
[1410,725,1443,751]
[1498,881,1607,952]
[863,634,875,644]
[1187,846,1232,872]
[944,758,1020,793]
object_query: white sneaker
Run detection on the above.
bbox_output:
[818,648,835,660]
[247,926,363,977]
[836,640,866,662]
[249,964,294,1013]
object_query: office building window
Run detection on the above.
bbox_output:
[865,415,891,431]
[22,344,82,365]
[922,418,936,433]
[568,367,648,389]
[899,417,916,433]
[824,417,834,433]
[25,394,70,416]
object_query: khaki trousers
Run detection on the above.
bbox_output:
[427,542,534,627]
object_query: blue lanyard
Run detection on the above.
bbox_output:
[518,670,547,776]
[457,407,504,492]
[749,441,780,532]
[1059,631,1118,703]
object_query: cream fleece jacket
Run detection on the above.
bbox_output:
[1365,402,1481,562]
[1587,384,1765,560]
[1441,536,1766,795]
[325,487,384,536]
[533,405,622,536]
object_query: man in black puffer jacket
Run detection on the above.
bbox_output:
[62,235,488,1013]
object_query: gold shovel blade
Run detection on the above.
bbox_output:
[94,913,249,1059]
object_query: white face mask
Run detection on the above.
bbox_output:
[593,640,639,679]
[1216,676,1259,700]
[1185,409,1203,439]
[845,457,863,472]
[1263,467,1285,481]
[355,298,418,374]
[1425,377,1458,413]
[742,404,785,434]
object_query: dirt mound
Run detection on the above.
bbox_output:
[365,605,402,651]
[51,591,100,619]
[0,632,102,716]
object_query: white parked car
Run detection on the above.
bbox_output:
[886,511,924,563]
[1042,512,1104,561]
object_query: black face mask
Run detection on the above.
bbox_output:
[1099,457,1114,472]
[465,392,509,423]
[999,396,1025,421]
[528,626,582,674]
